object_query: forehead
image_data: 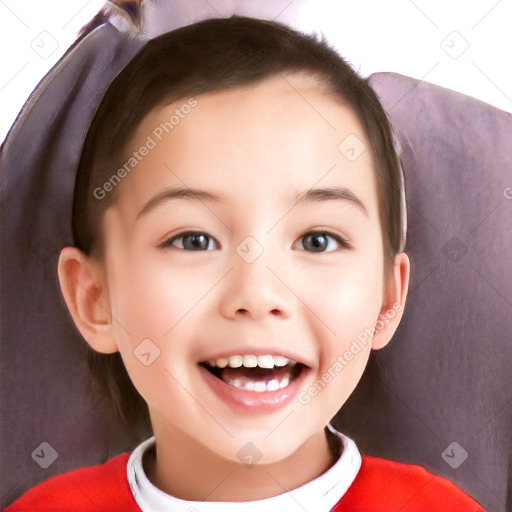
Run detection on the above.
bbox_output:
[115,73,379,220]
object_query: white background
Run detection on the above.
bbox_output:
[0,0,511,142]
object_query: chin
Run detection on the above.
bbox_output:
[216,426,316,468]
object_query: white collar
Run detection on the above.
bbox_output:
[127,423,361,512]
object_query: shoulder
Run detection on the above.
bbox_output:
[4,453,140,512]
[334,455,485,511]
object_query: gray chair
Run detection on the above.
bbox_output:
[1,5,510,511]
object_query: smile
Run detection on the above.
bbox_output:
[201,355,304,392]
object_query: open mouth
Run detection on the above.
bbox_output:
[200,355,307,392]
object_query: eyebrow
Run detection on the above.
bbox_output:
[136,187,223,220]
[135,185,368,220]
[295,186,369,217]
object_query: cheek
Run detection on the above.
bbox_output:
[308,251,383,346]
[301,249,383,406]
[107,251,206,340]
[298,260,382,418]
[109,263,171,337]
[105,254,206,408]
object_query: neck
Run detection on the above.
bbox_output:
[144,425,338,502]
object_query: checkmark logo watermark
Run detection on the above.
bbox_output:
[134,338,161,366]
[236,236,264,264]
[31,442,58,469]
[442,237,468,263]
[441,31,469,60]
[30,31,59,60]
[338,134,366,162]
[237,442,262,467]
[442,441,469,469]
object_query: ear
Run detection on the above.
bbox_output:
[371,252,410,350]
[57,246,118,354]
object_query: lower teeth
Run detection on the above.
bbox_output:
[224,375,290,392]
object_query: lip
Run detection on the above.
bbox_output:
[199,362,310,414]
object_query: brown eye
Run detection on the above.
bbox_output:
[161,231,217,251]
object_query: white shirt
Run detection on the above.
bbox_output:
[127,423,362,512]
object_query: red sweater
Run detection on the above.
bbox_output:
[5,453,484,511]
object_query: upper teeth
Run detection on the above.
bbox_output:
[207,355,295,369]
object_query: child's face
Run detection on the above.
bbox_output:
[92,74,405,464]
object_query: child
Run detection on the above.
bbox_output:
[6,16,484,511]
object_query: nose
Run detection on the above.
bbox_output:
[218,241,294,321]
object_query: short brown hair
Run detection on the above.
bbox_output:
[72,15,405,428]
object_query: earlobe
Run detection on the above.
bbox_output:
[371,252,410,350]
[57,247,118,354]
